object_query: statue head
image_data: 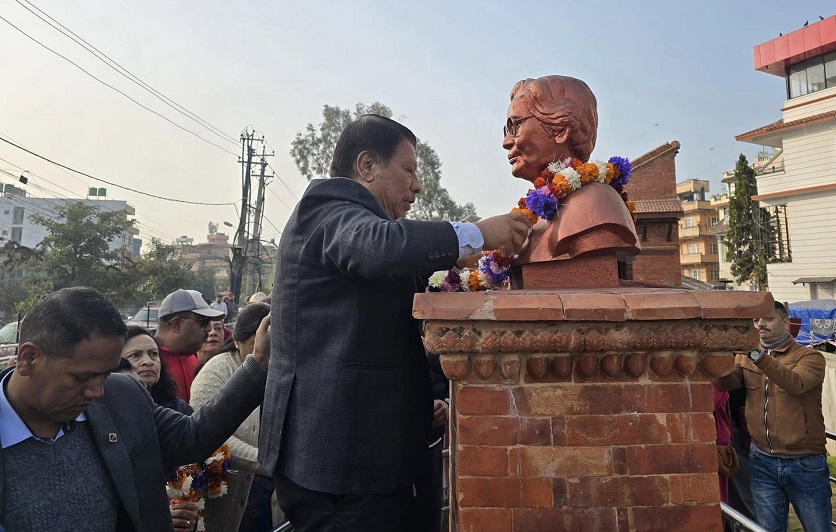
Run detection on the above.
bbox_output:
[502,75,598,182]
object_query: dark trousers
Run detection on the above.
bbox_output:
[273,473,411,532]
[407,443,443,532]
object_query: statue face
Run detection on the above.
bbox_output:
[503,97,571,182]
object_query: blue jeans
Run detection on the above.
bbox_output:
[749,446,832,532]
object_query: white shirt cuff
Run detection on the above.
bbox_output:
[449,222,484,259]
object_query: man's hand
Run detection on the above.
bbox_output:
[170,501,200,531]
[432,399,449,428]
[475,212,532,257]
[251,313,271,369]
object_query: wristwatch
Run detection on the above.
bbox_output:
[748,349,764,363]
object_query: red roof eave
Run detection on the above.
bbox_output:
[754,16,836,75]
[735,110,836,142]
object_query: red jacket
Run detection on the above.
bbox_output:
[160,346,199,402]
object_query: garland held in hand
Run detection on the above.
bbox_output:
[166,445,232,531]
[428,156,635,292]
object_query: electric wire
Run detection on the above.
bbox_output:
[0,13,239,157]
[266,162,299,200]
[0,156,181,242]
[0,136,238,206]
[13,0,239,147]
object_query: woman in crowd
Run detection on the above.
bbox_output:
[121,325,198,532]
[196,319,227,366]
[123,325,192,414]
[190,302,279,531]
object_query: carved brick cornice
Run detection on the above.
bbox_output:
[423,320,758,355]
[439,351,738,383]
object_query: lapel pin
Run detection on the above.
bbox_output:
[108,433,118,443]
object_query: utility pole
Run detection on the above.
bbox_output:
[229,127,272,305]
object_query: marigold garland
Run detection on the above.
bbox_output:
[428,156,634,292]
[165,445,232,531]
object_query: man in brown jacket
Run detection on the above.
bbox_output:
[715,301,831,531]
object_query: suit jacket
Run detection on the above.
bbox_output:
[260,177,459,494]
[0,356,267,532]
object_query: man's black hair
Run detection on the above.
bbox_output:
[20,287,127,357]
[329,114,417,178]
[775,300,789,318]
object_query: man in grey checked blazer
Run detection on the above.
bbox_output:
[259,114,530,531]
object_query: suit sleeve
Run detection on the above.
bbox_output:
[189,359,262,474]
[317,202,459,279]
[154,356,267,470]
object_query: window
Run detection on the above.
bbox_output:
[3,210,8,215]
[688,269,701,280]
[826,52,836,89]
[10,227,22,244]
[708,243,719,255]
[707,216,718,227]
[789,63,808,97]
[808,61,826,93]
[12,207,24,225]
[683,218,696,228]
[687,243,699,254]
[709,269,720,282]
[787,53,836,98]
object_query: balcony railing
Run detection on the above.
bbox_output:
[679,224,716,238]
[680,252,719,265]
[681,199,713,211]
[755,162,785,176]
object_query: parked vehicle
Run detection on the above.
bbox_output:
[125,302,161,333]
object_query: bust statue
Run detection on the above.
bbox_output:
[502,76,639,274]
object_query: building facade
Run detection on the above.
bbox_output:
[735,15,836,302]
[676,179,723,287]
[0,189,140,260]
[178,232,232,293]
[625,141,684,286]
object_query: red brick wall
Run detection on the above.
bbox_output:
[627,148,682,286]
[627,152,678,200]
[633,220,681,286]
[452,380,722,531]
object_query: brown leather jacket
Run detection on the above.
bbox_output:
[716,337,826,456]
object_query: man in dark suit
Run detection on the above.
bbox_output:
[0,286,270,532]
[260,114,530,530]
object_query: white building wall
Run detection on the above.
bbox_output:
[782,86,836,121]
[0,197,135,255]
[756,123,836,196]
[761,190,836,303]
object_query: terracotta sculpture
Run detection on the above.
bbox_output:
[503,75,639,286]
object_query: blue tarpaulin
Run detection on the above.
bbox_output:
[788,299,836,347]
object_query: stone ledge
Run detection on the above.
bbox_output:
[413,288,773,322]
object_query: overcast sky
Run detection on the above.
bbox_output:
[0,0,831,246]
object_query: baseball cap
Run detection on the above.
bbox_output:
[159,289,225,319]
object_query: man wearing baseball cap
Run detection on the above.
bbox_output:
[155,289,225,402]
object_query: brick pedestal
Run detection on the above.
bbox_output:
[413,287,772,532]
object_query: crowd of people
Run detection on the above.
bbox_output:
[0,108,831,532]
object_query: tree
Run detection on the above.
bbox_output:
[131,238,200,304]
[291,102,476,221]
[0,202,135,309]
[725,154,769,290]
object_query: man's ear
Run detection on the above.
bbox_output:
[553,127,570,145]
[354,151,376,184]
[14,342,40,376]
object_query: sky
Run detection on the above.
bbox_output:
[0,0,832,248]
